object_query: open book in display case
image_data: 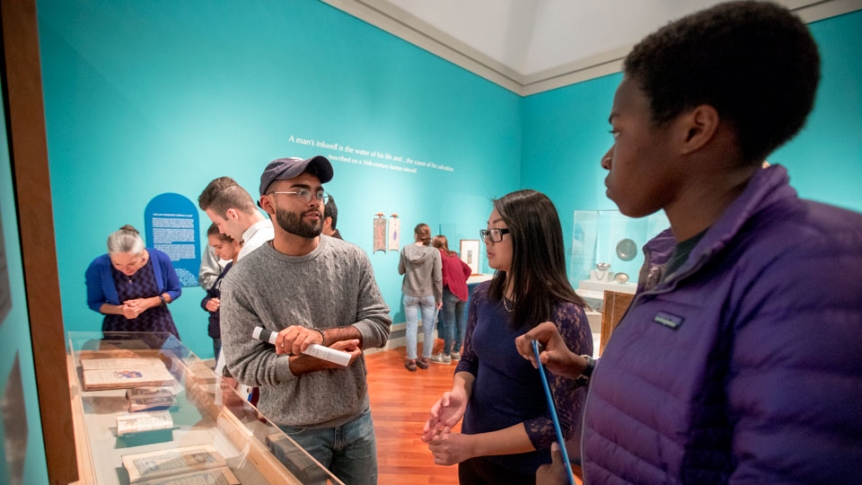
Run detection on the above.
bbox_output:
[67,331,342,485]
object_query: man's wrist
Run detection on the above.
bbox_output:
[313,328,326,346]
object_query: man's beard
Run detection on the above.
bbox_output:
[275,207,323,239]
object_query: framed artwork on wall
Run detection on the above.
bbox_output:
[460,239,481,275]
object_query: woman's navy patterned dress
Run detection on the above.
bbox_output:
[102,257,180,338]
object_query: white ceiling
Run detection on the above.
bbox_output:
[385,0,724,76]
[324,0,862,95]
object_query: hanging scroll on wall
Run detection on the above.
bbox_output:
[373,213,386,253]
[388,214,400,251]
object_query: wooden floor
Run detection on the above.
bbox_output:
[365,342,584,485]
[366,342,462,485]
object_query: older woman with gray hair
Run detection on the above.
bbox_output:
[85,225,182,338]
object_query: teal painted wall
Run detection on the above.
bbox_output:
[37,3,862,359]
[771,11,862,209]
[0,80,50,484]
[522,10,862,261]
[521,72,623,263]
[38,0,521,359]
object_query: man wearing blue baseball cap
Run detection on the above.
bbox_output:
[220,155,391,484]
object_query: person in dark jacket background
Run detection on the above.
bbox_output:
[516,2,862,484]
[201,223,241,360]
[322,194,343,240]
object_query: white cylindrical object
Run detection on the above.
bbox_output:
[303,344,351,367]
[252,326,278,345]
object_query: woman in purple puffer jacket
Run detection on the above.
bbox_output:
[517,2,862,484]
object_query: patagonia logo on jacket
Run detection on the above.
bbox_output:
[653,311,684,329]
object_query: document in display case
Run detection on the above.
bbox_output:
[68,331,343,485]
[116,411,175,436]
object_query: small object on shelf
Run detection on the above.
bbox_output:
[116,411,174,436]
[80,353,176,390]
[122,444,226,483]
[81,356,165,371]
[614,272,630,283]
[183,359,217,385]
[615,238,638,261]
[83,366,175,391]
[594,262,611,281]
[126,386,179,400]
[128,395,176,413]
[135,467,239,485]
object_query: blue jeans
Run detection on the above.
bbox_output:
[278,407,378,485]
[403,294,437,360]
[439,287,467,355]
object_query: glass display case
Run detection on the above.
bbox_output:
[570,210,668,311]
[67,331,343,485]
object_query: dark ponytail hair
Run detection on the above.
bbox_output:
[488,190,585,330]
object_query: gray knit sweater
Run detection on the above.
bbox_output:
[220,235,391,427]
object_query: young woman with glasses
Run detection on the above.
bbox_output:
[422,190,592,484]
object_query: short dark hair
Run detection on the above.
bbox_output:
[623,1,820,164]
[488,190,585,330]
[198,177,257,216]
[324,195,338,229]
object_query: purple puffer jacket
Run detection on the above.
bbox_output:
[582,165,862,484]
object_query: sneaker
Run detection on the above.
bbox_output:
[416,357,430,370]
[404,360,417,372]
[450,351,461,361]
[430,353,452,365]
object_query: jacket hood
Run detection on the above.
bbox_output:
[402,244,436,264]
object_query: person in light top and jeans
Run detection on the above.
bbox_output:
[430,235,472,365]
[398,223,443,371]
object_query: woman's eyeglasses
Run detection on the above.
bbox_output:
[479,228,510,243]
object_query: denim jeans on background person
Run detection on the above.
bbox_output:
[403,294,437,360]
[439,287,467,355]
[278,407,378,485]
